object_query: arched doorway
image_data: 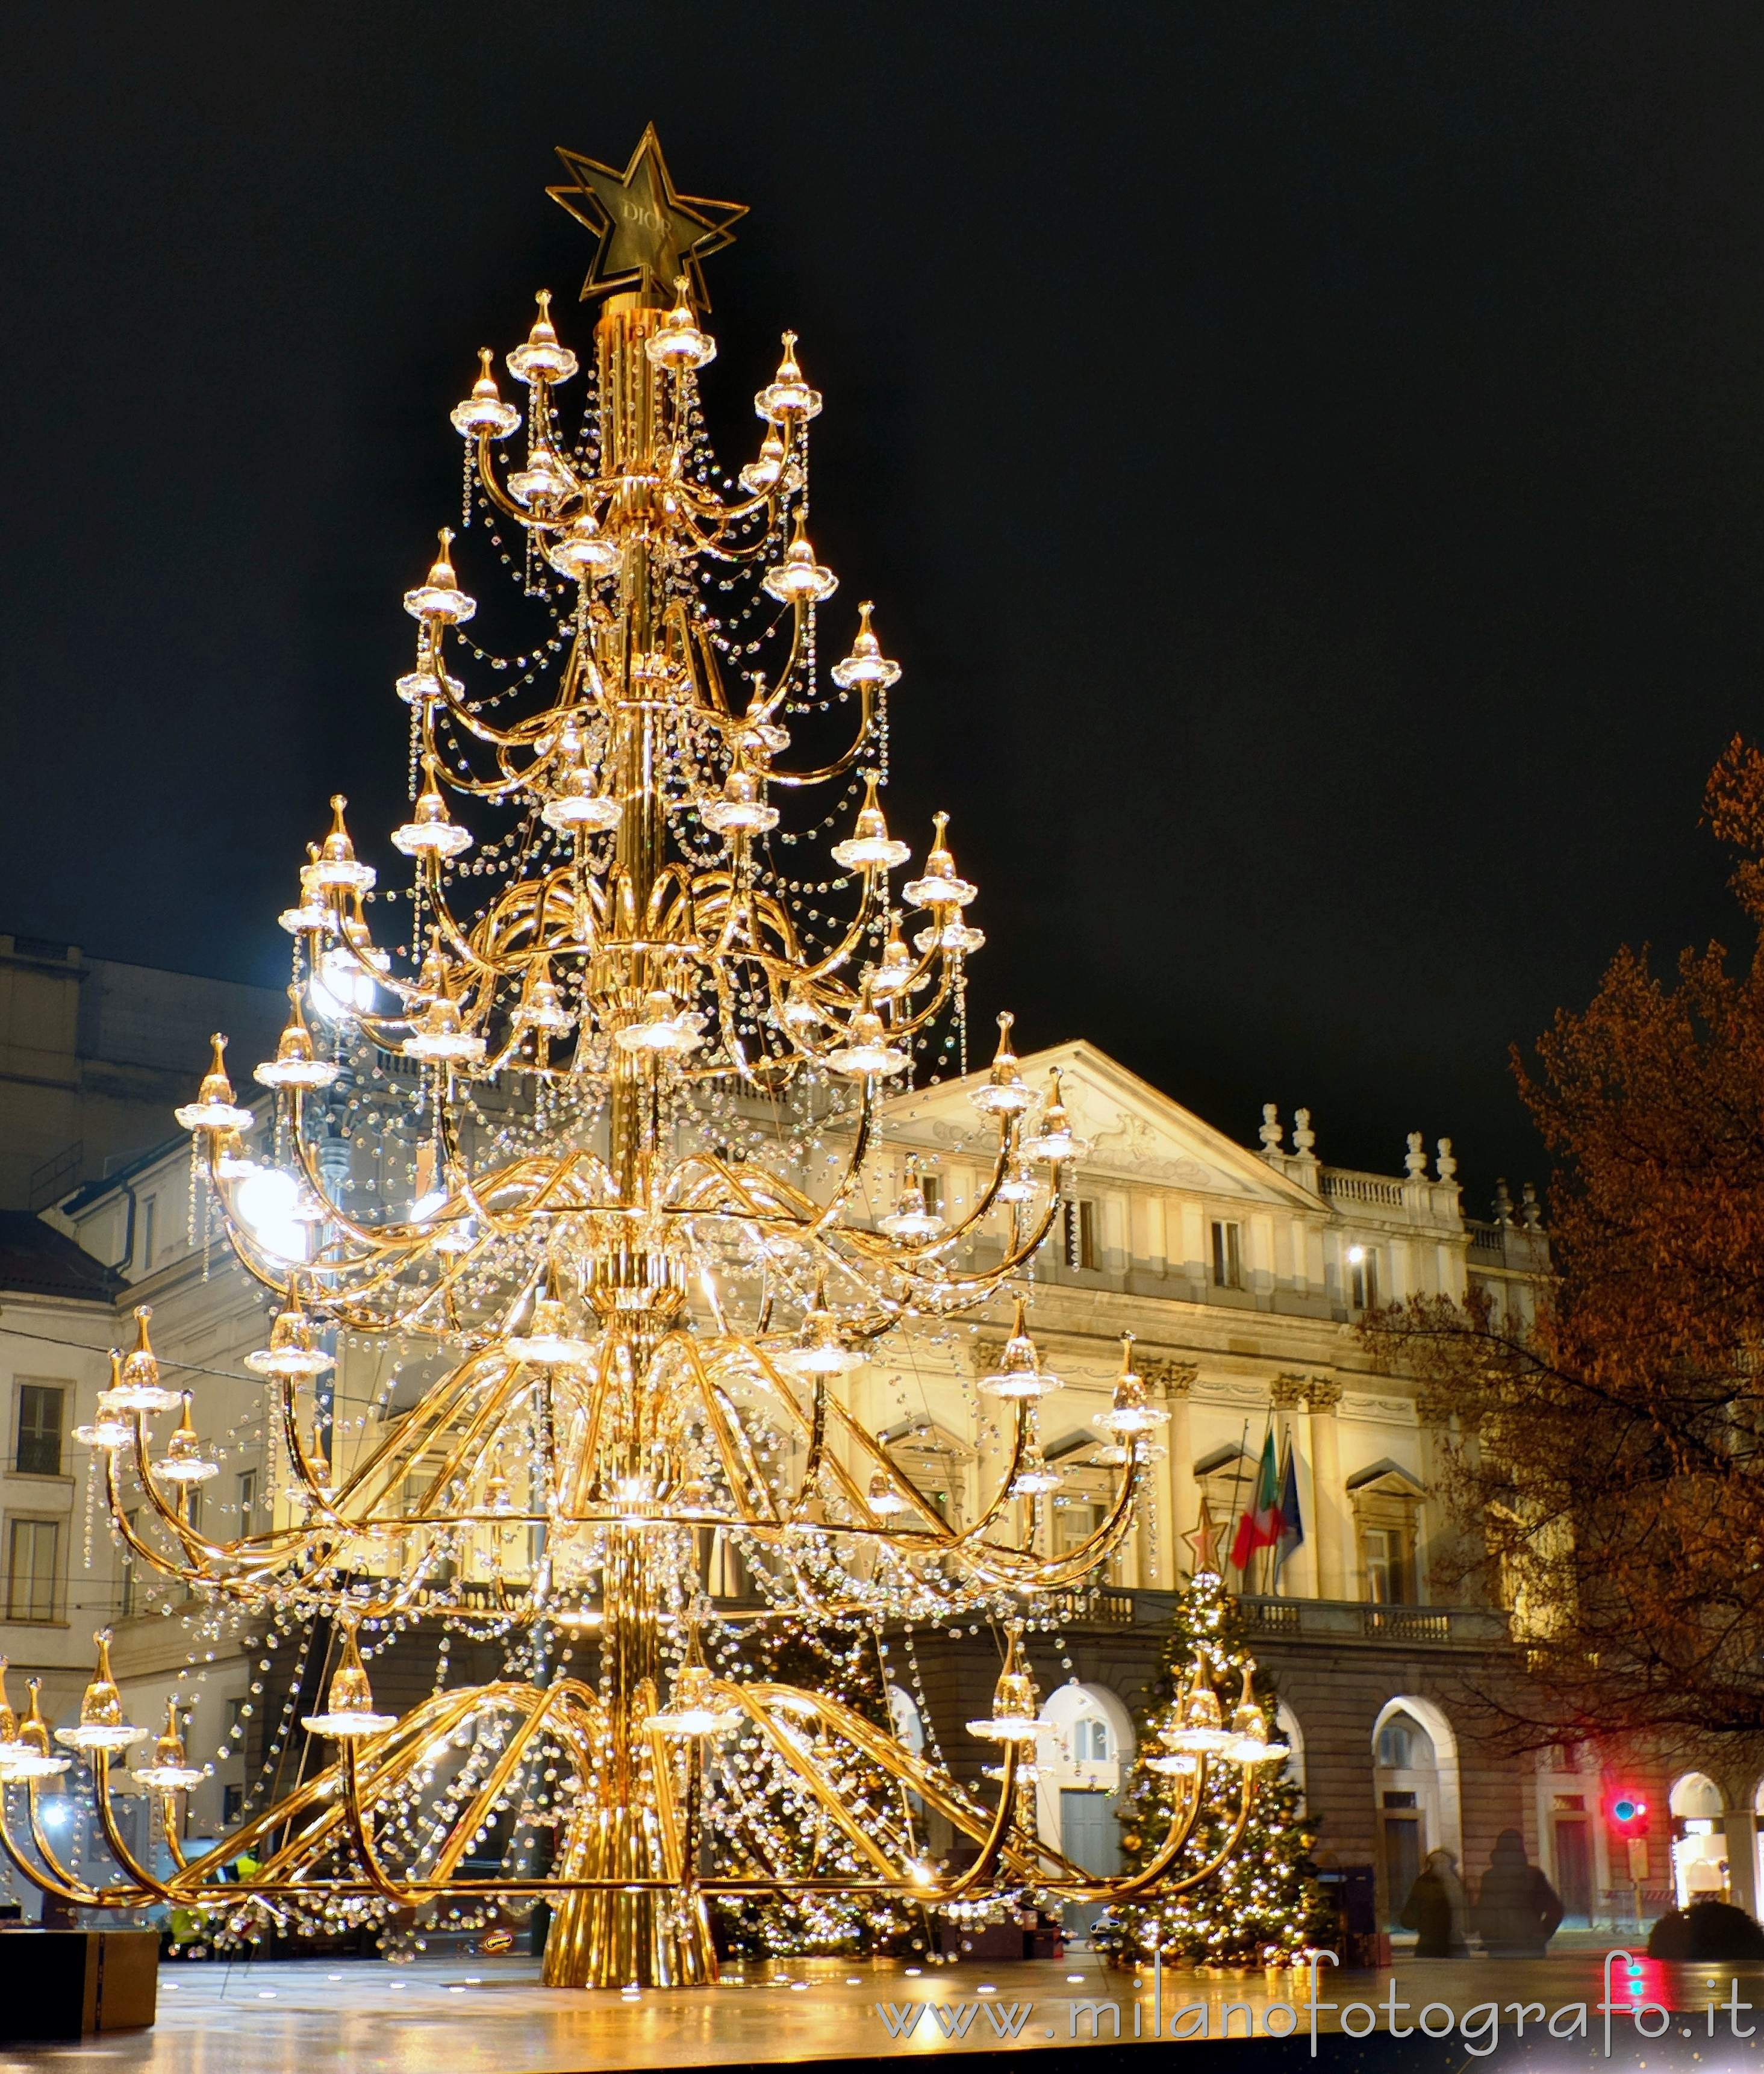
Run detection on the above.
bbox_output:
[1371,1696,1463,1931]
[1037,1683,1135,1941]
[1671,1773,1727,1907]
[1275,1699,1307,1797]
[887,1686,925,1757]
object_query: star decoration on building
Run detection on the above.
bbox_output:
[1183,1499,1224,1579]
[549,124,746,307]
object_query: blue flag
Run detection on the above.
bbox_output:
[1274,1437,1304,1573]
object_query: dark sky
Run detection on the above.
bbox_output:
[4,3,1762,1204]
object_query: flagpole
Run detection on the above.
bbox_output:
[1273,1427,1306,1598]
[1226,1418,1250,1590]
[1272,1431,1288,1600]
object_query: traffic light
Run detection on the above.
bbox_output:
[1609,1793,1650,1834]
[1609,1793,1652,1884]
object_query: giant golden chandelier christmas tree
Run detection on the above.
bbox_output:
[0,130,1282,1987]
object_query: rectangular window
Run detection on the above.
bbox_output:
[1065,1199,1099,1271]
[1363,1526,1407,1604]
[1350,1247,1379,1310]
[1211,1221,1243,1289]
[222,1784,245,1827]
[140,1197,157,1272]
[237,1469,258,1537]
[920,1172,943,1219]
[1053,1495,1103,1557]
[7,1516,61,1622]
[15,1383,66,1477]
[1073,1718,1111,1762]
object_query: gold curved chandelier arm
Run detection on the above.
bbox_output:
[729,1344,968,1549]
[92,1750,176,1900]
[275,1377,351,1530]
[764,684,876,788]
[1133,1765,1262,1898]
[341,1738,431,1907]
[472,425,593,532]
[0,1785,134,1909]
[955,1447,1147,1593]
[721,1688,914,1883]
[918,1739,1023,1902]
[425,1685,584,1886]
[30,1777,151,1907]
[111,1434,313,1590]
[112,1436,210,1579]
[678,1342,786,1525]
[159,1795,193,1873]
[232,1686,499,1888]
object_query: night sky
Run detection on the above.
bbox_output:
[5,4,1762,1202]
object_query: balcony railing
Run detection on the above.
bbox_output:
[1237,1595,1508,1646]
[1319,1169,1407,1208]
[1044,1584,1136,1627]
[1036,1588,1506,1646]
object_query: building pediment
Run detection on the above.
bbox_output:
[877,1416,976,1462]
[1347,1458,1427,1499]
[886,1040,1320,1212]
[1194,1442,1257,1478]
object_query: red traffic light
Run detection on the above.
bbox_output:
[1610,1796,1648,1827]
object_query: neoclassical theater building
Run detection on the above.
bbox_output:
[0,948,1744,1940]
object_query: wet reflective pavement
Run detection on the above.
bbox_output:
[4,1948,1764,2071]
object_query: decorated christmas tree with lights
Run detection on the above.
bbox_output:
[1093,1515,1331,1966]
[0,128,1287,1991]
[705,1617,923,1961]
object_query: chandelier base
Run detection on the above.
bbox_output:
[541,1808,717,1988]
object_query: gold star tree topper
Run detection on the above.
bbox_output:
[549,124,746,308]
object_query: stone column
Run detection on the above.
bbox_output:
[1158,1364,1198,1584]
[1306,1378,1348,1601]
[1133,1360,1191,1589]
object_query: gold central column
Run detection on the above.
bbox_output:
[542,291,716,1990]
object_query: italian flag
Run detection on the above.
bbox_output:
[1230,1430,1285,1572]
